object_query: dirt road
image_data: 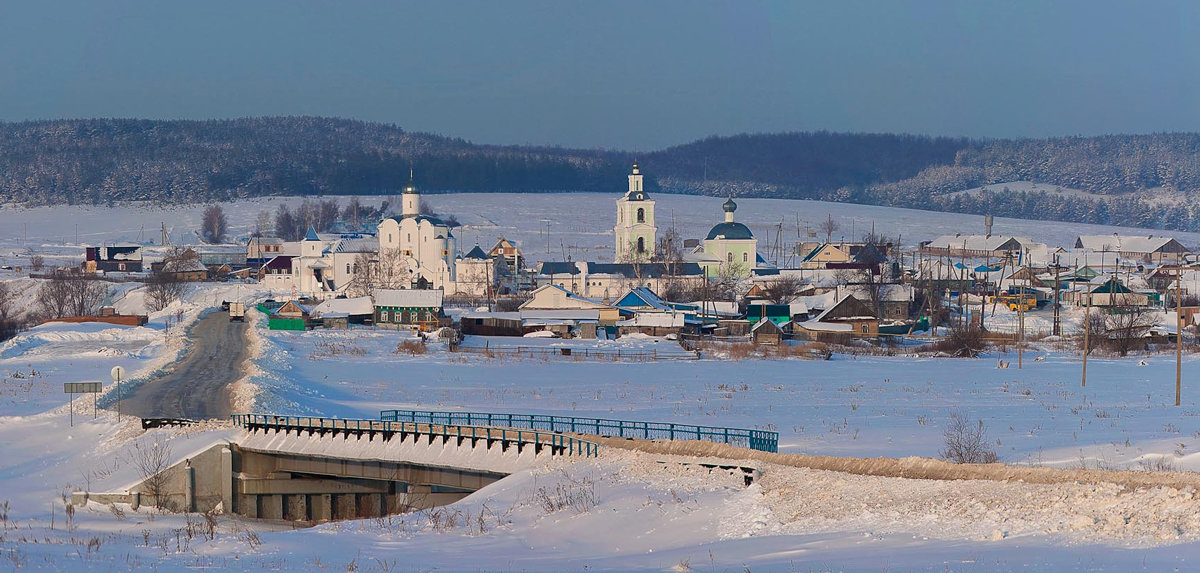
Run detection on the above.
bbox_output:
[117,311,250,420]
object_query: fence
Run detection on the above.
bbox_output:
[449,344,699,362]
[379,409,779,453]
[231,413,600,457]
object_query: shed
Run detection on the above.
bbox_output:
[311,296,375,325]
[750,318,784,345]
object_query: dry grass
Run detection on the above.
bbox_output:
[394,340,427,355]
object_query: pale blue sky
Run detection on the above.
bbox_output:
[0,1,1197,149]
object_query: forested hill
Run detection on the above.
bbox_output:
[5,117,1200,232]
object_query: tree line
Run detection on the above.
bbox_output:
[7,117,1200,231]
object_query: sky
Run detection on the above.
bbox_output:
[0,1,1198,150]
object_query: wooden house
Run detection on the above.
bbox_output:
[750,318,784,345]
[460,312,524,337]
[269,300,312,330]
[84,245,143,273]
[793,294,879,341]
[373,289,448,332]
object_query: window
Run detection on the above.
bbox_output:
[861,324,868,334]
[727,252,733,263]
[637,237,645,253]
[637,208,645,223]
[743,252,749,263]
[380,310,390,322]
[346,264,351,274]
[407,233,411,242]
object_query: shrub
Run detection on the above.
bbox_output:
[940,411,998,464]
[395,340,427,355]
[923,324,985,357]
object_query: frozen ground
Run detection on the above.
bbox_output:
[4,197,1200,570]
[3,313,1200,571]
[3,192,1200,272]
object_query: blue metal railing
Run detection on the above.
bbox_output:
[231,413,600,457]
[379,409,779,453]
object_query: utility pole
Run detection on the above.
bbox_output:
[1018,280,1026,369]
[1082,283,1092,387]
[1177,268,1183,406]
[1053,260,1062,336]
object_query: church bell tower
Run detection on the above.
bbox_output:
[614,162,657,262]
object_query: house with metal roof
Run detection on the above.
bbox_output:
[1074,234,1190,264]
[372,288,447,331]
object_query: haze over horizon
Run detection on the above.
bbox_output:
[1,1,1198,150]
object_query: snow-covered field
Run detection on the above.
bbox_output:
[3,198,1200,571]
[3,191,1200,272]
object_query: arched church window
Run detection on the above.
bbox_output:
[727,252,733,263]
[637,208,645,223]
[743,252,749,263]
[637,237,645,253]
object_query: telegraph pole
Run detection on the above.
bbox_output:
[1177,268,1183,406]
[1082,285,1092,387]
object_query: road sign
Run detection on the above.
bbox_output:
[64,382,102,426]
[64,382,102,393]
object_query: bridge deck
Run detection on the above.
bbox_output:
[380,409,779,453]
[232,413,601,457]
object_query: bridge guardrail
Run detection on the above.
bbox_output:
[231,413,599,457]
[379,409,779,453]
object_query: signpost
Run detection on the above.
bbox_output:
[64,382,102,426]
[111,366,126,421]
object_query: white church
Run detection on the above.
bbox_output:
[376,174,458,290]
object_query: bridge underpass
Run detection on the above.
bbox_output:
[224,414,601,522]
[233,446,507,521]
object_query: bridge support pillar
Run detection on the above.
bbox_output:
[333,493,356,520]
[261,494,283,520]
[312,494,332,522]
[184,465,195,512]
[220,447,234,514]
[285,494,307,521]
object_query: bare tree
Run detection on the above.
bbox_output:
[37,271,106,318]
[0,282,22,341]
[144,271,185,312]
[200,205,228,244]
[131,436,173,510]
[712,261,747,301]
[761,275,804,304]
[253,210,272,238]
[1103,300,1156,356]
[30,255,45,272]
[274,203,300,241]
[819,213,839,243]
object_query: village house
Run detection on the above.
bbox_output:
[534,261,704,301]
[151,253,209,282]
[792,294,880,341]
[373,288,447,332]
[295,227,377,298]
[921,234,1043,260]
[84,245,143,273]
[246,237,290,266]
[1075,234,1191,264]
[310,296,375,328]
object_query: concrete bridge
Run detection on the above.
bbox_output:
[75,414,600,523]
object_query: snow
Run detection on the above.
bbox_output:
[5,197,1200,570]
